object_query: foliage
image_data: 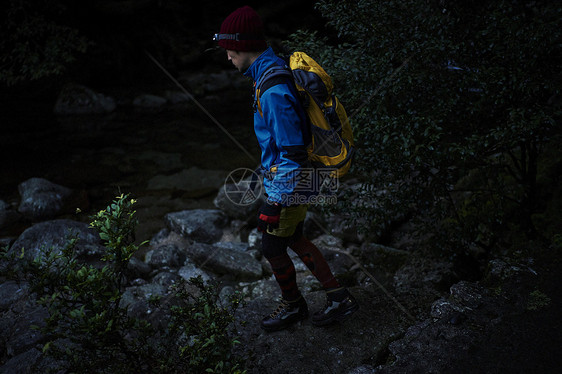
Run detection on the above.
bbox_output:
[526,289,551,311]
[157,277,246,374]
[0,0,89,85]
[0,0,227,86]
[286,0,562,252]
[1,194,246,373]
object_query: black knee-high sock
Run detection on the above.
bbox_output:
[262,232,300,301]
[267,253,300,301]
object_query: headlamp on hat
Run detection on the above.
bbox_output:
[213,33,265,42]
[214,6,267,52]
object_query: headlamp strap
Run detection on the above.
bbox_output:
[213,33,264,41]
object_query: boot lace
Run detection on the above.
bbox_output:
[269,299,291,319]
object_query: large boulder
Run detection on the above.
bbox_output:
[0,281,29,312]
[145,243,187,269]
[178,262,214,283]
[4,305,48,358]
[213,176,264,220]
[17,178,73,221]
[9,219,105,264]
[165,209,228,244]
[184,242,262,280]
[132,94,167,109]
[54,83,116,115]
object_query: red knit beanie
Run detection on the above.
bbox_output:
[215,6,267,52]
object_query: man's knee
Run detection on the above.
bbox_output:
[261,232,290,259]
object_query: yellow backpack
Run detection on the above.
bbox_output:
[254,51,355,178]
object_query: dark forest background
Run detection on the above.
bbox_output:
[0,0,323,96]
[1,0,561,269]
[1,1,561,372]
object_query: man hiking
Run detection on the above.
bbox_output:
[214,5,358,332]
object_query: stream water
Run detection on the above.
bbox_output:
[1,82,260,245]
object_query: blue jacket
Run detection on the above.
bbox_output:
[244,47,310,205]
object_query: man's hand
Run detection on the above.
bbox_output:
[257,201,282,232]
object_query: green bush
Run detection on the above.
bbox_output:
[0,0,88,85]
[287,0,561,252]
[1,194,246,373]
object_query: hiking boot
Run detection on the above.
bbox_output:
[261,296,308,332]
[312,292,359,326]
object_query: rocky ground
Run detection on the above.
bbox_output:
[1,78,561,373]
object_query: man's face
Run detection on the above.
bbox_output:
[226,49,251,72]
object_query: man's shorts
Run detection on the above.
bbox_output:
[267,204,308,237]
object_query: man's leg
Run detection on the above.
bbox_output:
[288,224,359,326]
[289,233,340,290]
[262,233,300,302]
[259,207,309,332]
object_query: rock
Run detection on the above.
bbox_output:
[393,256,458,294]
[485,258,531,284]
[148,167,227,197]
[145,243,186,269]
[214,241,249,252]
[165,90,191,104]
[449,280,484,309]
[54,83,116,114]
[238,278,279,301]
[376,281,492,374]
[178,262,213,283]
[0,237,15,249]
[179,70,244,95]
[360,243,410,262]
[0,348,45,374]
[359,243,410,274]
[213,176,264,220]
[120,283,169,319]
[165,209,228,244]
[430,298,464,320]
[311,234,351,269]
[219,285,236,304]
[247,228,261,250]
[0,200,17,230]
[349,365,376,374]
[0,281,29,312]
[132,94,167,108]
[9,219,105,264]
[5,305,48,357]
[313,234,344,249]
[220,219,250,243]
[152,271,182,288]
[323,211,365,243]
[150,228,170,247]
[303,210,327,239]
[17,178,73,221]
[126,257,152,280]
[184,242,262,280]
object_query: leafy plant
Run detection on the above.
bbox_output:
[10,193,247,373]
[286,0,561,253]
[157,277,246,374]
[0,0,89,85]
[526,289,551,311]
[27,194,152,373]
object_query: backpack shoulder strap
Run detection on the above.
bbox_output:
[254,64,294,116]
